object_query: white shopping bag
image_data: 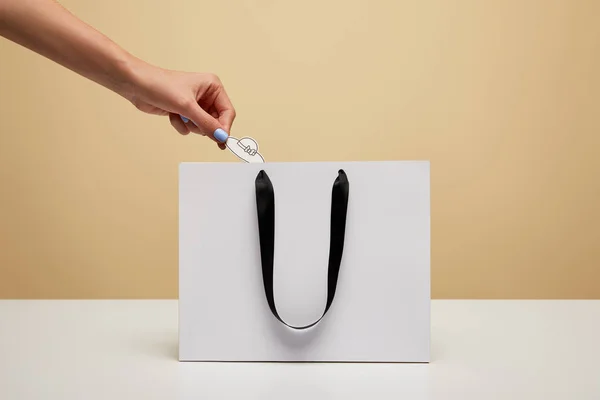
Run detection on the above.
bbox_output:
[178,161,430,362]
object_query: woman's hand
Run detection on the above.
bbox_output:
[0,0,235,150]
[126,64,236,149]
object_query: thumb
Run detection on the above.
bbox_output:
[182,103,229,144]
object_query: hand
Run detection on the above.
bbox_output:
[126,63,236,150]
[0,0,236,149]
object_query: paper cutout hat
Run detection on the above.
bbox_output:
[226,136,265,163]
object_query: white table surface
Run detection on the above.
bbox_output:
[0,300,598,399]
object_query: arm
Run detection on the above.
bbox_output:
[0,0,137,97]
[0,0,234,146]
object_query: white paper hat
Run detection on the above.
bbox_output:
[226,136,265,163]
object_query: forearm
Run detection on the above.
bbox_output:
[0,0,143,98]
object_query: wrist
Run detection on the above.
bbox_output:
[114,52,167,108]
[109,50,147,101]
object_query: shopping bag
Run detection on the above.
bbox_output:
[178,161,430,362]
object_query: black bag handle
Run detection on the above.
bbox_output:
[254,169,350,330]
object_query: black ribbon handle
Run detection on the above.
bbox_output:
[254,169,350,330]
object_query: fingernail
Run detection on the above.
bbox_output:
[180,115,189,123]
[214,128,228,143]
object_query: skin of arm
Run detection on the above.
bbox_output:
[0,0,235,147]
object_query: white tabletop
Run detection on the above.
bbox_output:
[0,300,598,399]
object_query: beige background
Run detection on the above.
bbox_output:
[1,0,599,299]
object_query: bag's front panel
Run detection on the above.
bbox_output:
[179,161,430,362]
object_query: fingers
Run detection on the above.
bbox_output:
[170,73,235,151]
[170,113,209,139]
[213,89,236,133]
[169,113,190,135]
[187,103,219,135]
[209,108,227,150]
[219,109,236,133]
[209,107,219,119]
[181,102,229,146]
[180,116,205,136]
